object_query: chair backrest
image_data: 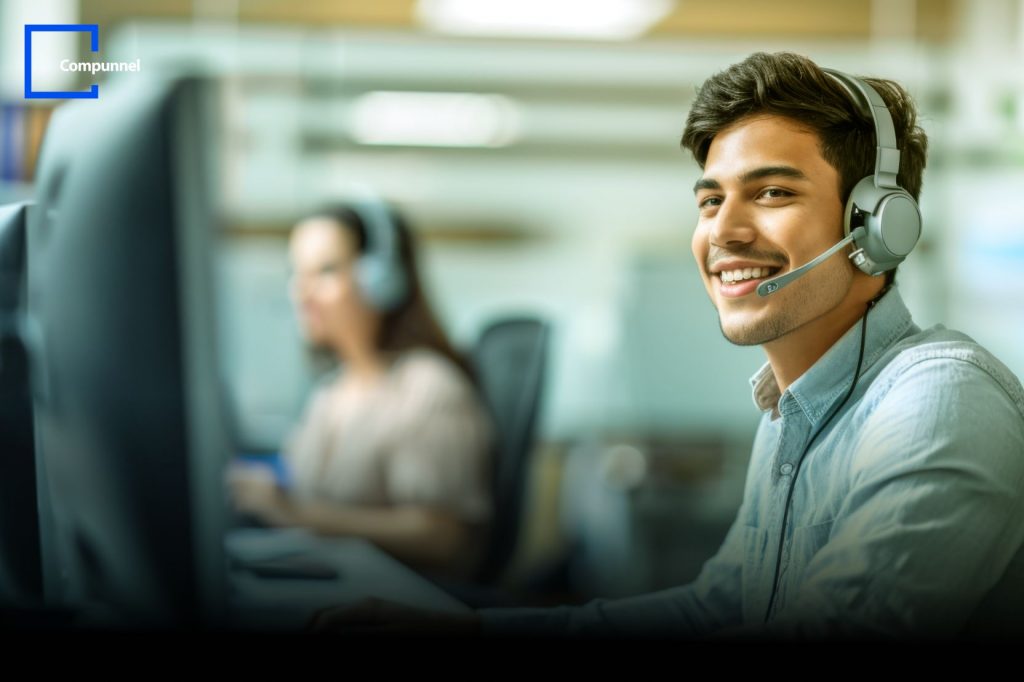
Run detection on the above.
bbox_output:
[0,201,44,604]
[470,316,550,584]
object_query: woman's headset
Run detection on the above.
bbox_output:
[344,189,410,313]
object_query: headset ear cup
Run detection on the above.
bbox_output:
[845,176,921,276]
[876,190,921,259]
[377,261,409,312]
[355,254,409,312]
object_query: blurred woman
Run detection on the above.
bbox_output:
[228,198,494,583]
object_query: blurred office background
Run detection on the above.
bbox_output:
[2,0,1023,602]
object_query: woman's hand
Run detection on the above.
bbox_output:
[306,596,482,637]
[225,462,295,527]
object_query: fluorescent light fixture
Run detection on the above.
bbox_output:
[416,0,674,40]
[349,91,520,148]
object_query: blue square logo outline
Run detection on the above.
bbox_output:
[25,24,100,100]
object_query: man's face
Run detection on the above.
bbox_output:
[690,114,855,346]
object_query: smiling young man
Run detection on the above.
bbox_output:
[695,113,882,401]
[306,52,1024,641]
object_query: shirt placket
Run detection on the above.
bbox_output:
[759,395,813,622]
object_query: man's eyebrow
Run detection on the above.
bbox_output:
[693,165,809,194]
[740,165,809,183]
[693,177,720,193]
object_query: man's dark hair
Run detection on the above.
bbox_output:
[680,51,928,287]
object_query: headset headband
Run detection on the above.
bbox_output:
[350,196,397,261]
[342,182,397,260]
[821,68,901,189]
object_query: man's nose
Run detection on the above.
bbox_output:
[709,196,757,248]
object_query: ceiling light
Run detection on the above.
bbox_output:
[416,0,674,41]
[349,91,520,148]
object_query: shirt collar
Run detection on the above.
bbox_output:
[748,283,917,423]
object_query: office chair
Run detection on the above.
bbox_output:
[472,316,550,585]
[420,315,550,608]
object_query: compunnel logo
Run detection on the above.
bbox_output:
[24,24,142,100]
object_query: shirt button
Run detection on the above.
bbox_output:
[780,463,794,476]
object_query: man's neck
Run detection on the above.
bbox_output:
[761,281,889,397]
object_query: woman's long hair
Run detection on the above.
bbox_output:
[301,201,477,386]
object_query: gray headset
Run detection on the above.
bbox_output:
[347,193,410,313]
[824,67,922,275]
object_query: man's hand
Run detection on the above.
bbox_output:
[306,597,482,637]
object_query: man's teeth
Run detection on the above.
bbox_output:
[720,266,778,283]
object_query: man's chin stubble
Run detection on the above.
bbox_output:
[718,318,789,346]
[709,295,788,346]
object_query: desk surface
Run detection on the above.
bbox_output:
[225,527,470,631]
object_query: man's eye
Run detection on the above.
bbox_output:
[760,188,793,200]
[698,196,722,209]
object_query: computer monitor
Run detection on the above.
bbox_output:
[0,201,44,606]
[28,73,232,630]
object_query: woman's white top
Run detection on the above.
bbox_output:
[282,347,495,527]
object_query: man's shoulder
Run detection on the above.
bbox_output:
[843,323,1024,487]
[865,323,1024,419]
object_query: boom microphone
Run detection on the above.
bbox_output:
[756,226,867,296]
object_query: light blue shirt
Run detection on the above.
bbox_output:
[477,285,1024,639]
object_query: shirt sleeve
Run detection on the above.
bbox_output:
[385,355,495,524]
[710,356,1024,641]
[477,503,749,637]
